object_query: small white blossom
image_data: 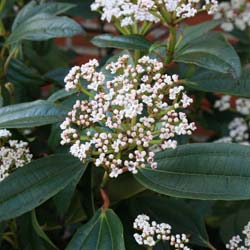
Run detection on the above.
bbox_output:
[0,129,12,139]
[133,214,192,249]
[214,95,231,111]
[0,130,33,182]
[214,96,250,145]
[214,0,250,32]
[226,221,250,249]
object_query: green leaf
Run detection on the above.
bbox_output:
[66,208,126,250]
[0,100,67,128]
[177,20,222,50]
[31,210,58,249]
[0,0,16,19]
[106,173,145,205]
[149,41,165,53]
[12,1,76,31]
[53,164,86,217]
[7,13,83,44]
[135,143,250,200]
[64,193,88,225]
[0,154,86,222]
[184,68,250,97]
[175,33,241,78]
[0,222,6,247]
[7,59,44,86]
[48,89,77,103]
[92,34,152,50]
[220,208,250,245]
[18,213,54,250]
[0,88,3,108]
[60,0,98,19]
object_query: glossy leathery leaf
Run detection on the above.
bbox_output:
[0,100,67,128]
[0,154,85,221]
[8,13,83,44]
[66,208,126,250]
[135,143,250,200]
[92,34,152,51]
[175,33,241,78]
[185,68,250,97]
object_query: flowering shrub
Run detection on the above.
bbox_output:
[1,0,250,250]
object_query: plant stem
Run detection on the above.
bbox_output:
[100,188,110,211]
[165,25,177,64]
[207,242,217,250]
[79,85,94,98]
[101,171,110,188]
[134,50,141,64]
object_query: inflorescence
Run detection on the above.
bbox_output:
[0,129,32,181]
[226,221,250,250]
[133,214,192,249]
[91,0,218,34]
[214,96,250,145]
[214,0,250,32]
[60,55,196,178]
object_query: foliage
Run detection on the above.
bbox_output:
[1,1,250,250]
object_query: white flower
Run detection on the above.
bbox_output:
[214,0,250,32]
[226,221,250,249]
[0,129,12,139]
[61,56,195,178]
[0,132,32,182]
[133,214,191,249]
[214,95,231,111]
[91,0,218,33]
[236,98,250,115]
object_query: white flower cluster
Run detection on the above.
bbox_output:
[91,0,218,31]
[133,214,191,249]
[61,55,195,178]
[226,221,250,250]
[214,0,250,32]
[159,0,218,18]
[0,129,33,181]
[214,96,250,144]
[91,0,159,29]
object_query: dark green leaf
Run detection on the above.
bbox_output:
[18,213,54,250]
[185,68,250,97]
[48,89,77,103]
[7,59,44,86]
[220,208,250,245]
[8,13,83,44]
[65,193,88,225]
[0,100,67,128]
[53,164,86,217]
[0,0,16,19]
[66,208,126,250]
[177,20,222,50]
[106,173,145,205]
[60,0,98,19]
[92,34,152,50]
[12,1,76,31]
[135,143,250,200]
[31,210,58,249]
[175,33,241,78]
[0,154,86,221]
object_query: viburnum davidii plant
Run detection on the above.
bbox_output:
[2,0,250,249]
